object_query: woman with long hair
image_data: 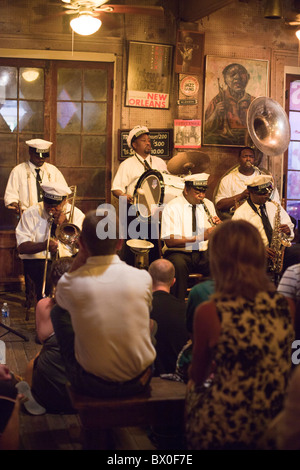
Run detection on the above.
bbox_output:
[185,219,295,450]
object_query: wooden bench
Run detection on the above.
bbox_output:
[66,377,186,450]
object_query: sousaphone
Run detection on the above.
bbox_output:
[247,96,291,156]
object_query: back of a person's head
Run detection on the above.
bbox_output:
[49,256,74,289]
[209,219,272,298]
[81,209,119,256]
[148,259,175,288]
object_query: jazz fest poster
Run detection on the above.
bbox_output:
[126,41,173,109]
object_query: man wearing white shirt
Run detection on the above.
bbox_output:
[214,147,280,219]
[161,173,221,300]
[112,125,168,264]
[16,182,85,301]
[4,139,68,214]
[51,209,155,398]
[232,174,300,275]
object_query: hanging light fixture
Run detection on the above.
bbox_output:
[70,11,102,36]
[296,29,300,40]
[264,0,283,19]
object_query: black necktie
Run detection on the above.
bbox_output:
[143,159,151,171]
[259,204,273,245]
[192,205,197,233]
[35,169,43,202]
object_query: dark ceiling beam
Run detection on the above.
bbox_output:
[178,0,236,21]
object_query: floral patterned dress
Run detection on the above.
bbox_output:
[185,291,295,450]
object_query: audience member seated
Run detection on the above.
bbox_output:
[161,173,220,300]
[265,343,300,451]
[277,263,300,337]
[185,219,295,450]
[148,259,189,376]
[24,257,75,414]
[186,279,215,335]
[0,365,22,450]
[51,209,156,398]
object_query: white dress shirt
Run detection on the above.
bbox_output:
[55,254,156,382]
[215,167,280,205]
[15,202,85,260]
[111,153,168,197]
[232,199,294,246]
[4,161,68,211]
[161,193,217,252]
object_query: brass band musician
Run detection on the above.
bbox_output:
[214,147,280,219]
[161,173,221,300]
[15,182,85,301]
[232,174,300,277]
[111,125,168,265]
[4,139,68,214]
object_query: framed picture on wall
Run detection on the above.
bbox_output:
[174,119,201,148]
[175,30,205,75]
[125,41,173,109]
[203,56,269,147]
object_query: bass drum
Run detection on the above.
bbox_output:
[133,169,184,220]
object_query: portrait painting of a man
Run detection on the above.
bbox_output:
[203,56,268,147]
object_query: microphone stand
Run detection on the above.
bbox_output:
[0,321,28,342]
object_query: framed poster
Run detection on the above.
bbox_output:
[203,56,269,147]
[174,119,201,149]
[118,129,173,160]
[175,30,205,75]
[125,41,173,109]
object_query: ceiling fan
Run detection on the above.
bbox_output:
[284,0,300,36]
[54,0,165,35]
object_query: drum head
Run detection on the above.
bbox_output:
[133,170,164,220]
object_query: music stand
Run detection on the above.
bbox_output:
[0,322,29,342]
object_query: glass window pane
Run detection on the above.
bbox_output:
[287,201,300,221]
[290,81,300,111]
[0,100,17,132]
[56,134,81,166]
[57,102,81,133]
[289,111,300,141]
[83,103,106,132]
[84,69,107,101]
[19,68,44,100]
[0,67,17,100]
[288,141,300,170]
[19,101,44,132]
[82,136,106,166]
[57,68,82,101]
[287,170,300,199]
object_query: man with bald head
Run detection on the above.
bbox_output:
[148,259,189,376]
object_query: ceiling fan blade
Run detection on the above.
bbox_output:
[95,4,164,16]
[33,10,74,24]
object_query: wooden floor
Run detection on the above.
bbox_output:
[0,289,156,451]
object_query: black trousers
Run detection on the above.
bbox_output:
[23,259,52,301]
[164,249,210,301]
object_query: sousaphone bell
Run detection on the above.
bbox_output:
[247,96,291,156]
[126,239,154,269]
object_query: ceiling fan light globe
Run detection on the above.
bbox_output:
[70,14,102,36]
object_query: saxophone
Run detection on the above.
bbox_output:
[269,201,291,274]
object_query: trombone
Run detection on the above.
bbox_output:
[41,185,81,298]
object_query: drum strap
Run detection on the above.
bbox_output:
[135,153,152,171]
